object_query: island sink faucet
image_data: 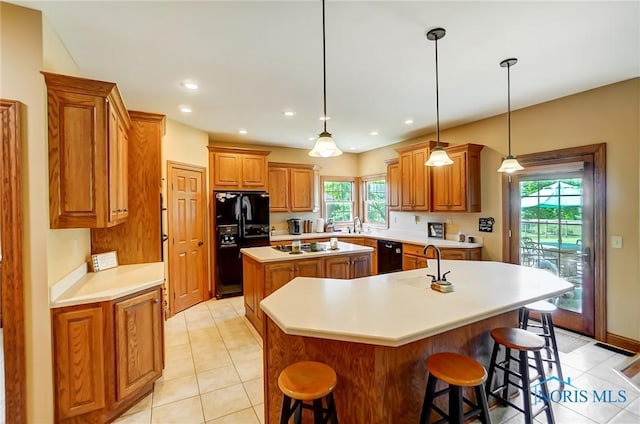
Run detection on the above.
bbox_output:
[423,244,451,284]
[353,216,363,234]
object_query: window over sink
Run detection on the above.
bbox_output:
[321,175,388,227]
[322,178,355,223]
[362,175,386,225]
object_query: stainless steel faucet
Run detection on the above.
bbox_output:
[423,244,451,283]
[353,216,363,234]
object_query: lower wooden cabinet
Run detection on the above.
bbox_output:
[52,286,164,423]
[243,252,371,335]
[402,243,482,271]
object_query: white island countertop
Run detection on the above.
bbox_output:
[260,260,573,347]
[241,241,373,263]
[50,262,165,308]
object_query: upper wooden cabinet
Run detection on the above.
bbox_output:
[396,141,440,211]
[430,144,483,212]
[386,159,400,211]
[209,146,270,191]
[268,162,318,212]
[43,72,132,228]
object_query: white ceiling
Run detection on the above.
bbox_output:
[15,1,640,153]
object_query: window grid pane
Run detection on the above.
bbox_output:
[364,179,386,224]
[324,181,354,223]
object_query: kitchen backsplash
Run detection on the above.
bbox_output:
[388,211,484,244]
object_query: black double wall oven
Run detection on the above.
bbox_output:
[214,191,270,298]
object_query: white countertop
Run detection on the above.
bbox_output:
[241,241,373,263]
[260,260,573,347]
[50,262,165,308]
[270,229,482,248]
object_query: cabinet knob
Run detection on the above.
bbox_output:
[123,208,128,212]
[154,298,160,304]
[198,240,204,246]
[117,209,123,213]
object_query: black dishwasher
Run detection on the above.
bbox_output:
[377,240,403,274]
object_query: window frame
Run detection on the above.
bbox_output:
[360,173,387,227]
[320,176,357,224]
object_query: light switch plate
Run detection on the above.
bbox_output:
[612,235,623,249]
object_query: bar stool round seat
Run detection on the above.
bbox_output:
[278,361,338,423]
[524,300,557,314]
[485,327,555,424]
[420,352,491,424]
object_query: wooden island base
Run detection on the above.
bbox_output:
[263,311,518,423]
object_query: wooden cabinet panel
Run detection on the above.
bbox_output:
[268,167,289,212]
[91,111,165,264]
[431,144,483,212]
[266,262,295,295]
[324,256,350,279]
[243,256,261,326]
[386,160,400,211]
[351,254,372,278]
[268,163,316,212]
[210,147,270,191]
[402,254,428,271]
[294,259,322,278]
[402,242,480,270]
[396,142,436,211]
[114,288,163,402]
[53,306,106,421]
[43,72,131,229]
[289,167,314,211]
[362,238,378,275]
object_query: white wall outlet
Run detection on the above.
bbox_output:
[414,215,420,224]
[612,235,623,249]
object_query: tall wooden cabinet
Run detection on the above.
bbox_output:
[43,72,132,229]
[209,146,270,191]
[52,286,164,423]
[268,162,318,212]
[396,142,440,211]
[430,144,483,212]
[91,111,166,263]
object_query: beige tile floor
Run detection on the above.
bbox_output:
[115,297,640,424]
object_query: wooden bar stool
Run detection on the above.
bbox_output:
[278,361,338,424]
[519,300,565,389]
[485,328,555,424]
[420,352,492,424]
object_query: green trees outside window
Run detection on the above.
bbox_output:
[323,181,354,222]
[364,179,386,224]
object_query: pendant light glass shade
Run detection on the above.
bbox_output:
[497,58,523,173]
[425,145,454,166]
[425,27,453,167]
[309,0,342,157]
[309,131,342,157]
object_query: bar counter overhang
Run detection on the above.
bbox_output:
[260,260,574,423]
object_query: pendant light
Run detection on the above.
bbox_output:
[309,0,342,157]
[425,27,453,167]
[497,58,524,173]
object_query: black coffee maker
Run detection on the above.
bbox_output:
[287,218,302,235]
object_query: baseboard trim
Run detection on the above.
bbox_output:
[606,332,640,353]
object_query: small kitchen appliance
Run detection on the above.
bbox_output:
[287,218,302,235]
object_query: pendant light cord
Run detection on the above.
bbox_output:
[434,34,440,145]
[507,61,511,155]
[322,0,327,134]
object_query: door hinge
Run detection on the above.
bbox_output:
[508,229,512,238]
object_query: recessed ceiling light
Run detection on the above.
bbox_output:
[308,137,316,141]
[180,80,199,90]
[404,119,414,125]
[370,131,379,136]
[319,116,331,121]
[238,128,248,135]
[179,105,192,113]
[283,110,296,117]
[349,147,357,151]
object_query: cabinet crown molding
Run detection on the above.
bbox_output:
[208,145,271,156]
[268,162,319,170]
[395,140,444,154]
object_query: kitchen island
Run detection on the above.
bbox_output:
[241,241,374,335]
[260,260,573,423]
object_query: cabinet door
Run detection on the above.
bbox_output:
[114,289,163,402]
[213,152,241,188]
[53,306,106,420]
[351,254,372,278]
[411,148,430,211]
[289,167,314,212]
[387,161,400,211]
[108,105,120,225]
[294,259,322,277]
[399,152,413,210]
[116,115,129,221]
[265,262,295,295]
[324,256,350,279]
[268,167,289,212]
[243,257,261,322]
[440,248,469,260]
[241,154,268,189]
[48,90,109,228]
[362,239,378,275]
[431,150,467,212]
[402,254,418,271]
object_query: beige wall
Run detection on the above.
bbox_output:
[360,78,640,341]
